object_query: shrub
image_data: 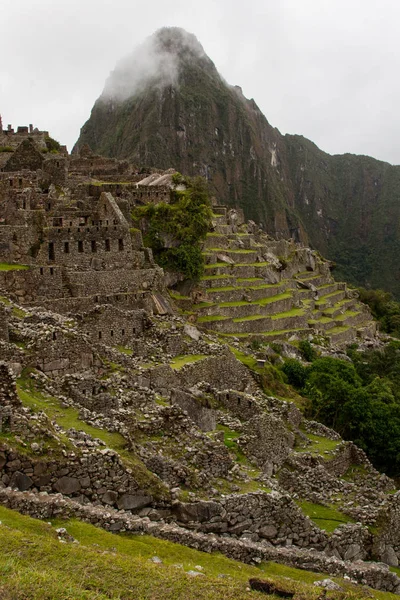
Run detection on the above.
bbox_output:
[132,176,212,280]
[299,340,317,362]
[282,359,307,389]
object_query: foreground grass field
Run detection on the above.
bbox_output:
[0,506,398,600]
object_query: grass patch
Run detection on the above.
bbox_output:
[271,308,305,320]
[296,433,341,458]
[170,355,207,369]
[0,263,29,271]
[216,425,247,464]
[197,315,230,323]
[298,500,354,533]
[116,345,133,355]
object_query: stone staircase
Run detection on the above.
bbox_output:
[175,207,376,345]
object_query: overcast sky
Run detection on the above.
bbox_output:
[2,0,400,164]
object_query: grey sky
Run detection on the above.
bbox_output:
[2,0,400,164]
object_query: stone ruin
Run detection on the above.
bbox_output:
[0,127,399,596]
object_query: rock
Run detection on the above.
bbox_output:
[10,471,33,492]
[314,579,343,591]
[116,494,153,511]
[102,491,118,505]
[343,543,362,561]
[259,525,278,539]
[183,324,201,341]
[174,500,223,523]
[151,556,163,564]
[382,545,399,567]
[54,476,81,495]
[186,570,205,577]
[217,253,235,265]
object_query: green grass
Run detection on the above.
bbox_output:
[170,355,207,369]
[197,315,230,323]
[230,346,263,374]
[237,277,263,282]
[200,274,235,281]
[116,345,133,355]
[233,314,266,322]
[298,500,354,533]
[296,433,341,458]
[326,325,351,334]
[206,248,255,254]
[16,375,168,499]
[271,308,305,320]
[204,262,229,269]
[216,425,248,464]
[207,286,237,292]
[335,310,360,321]
[0,263,29,271]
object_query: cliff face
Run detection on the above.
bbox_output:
[75,27,400,297]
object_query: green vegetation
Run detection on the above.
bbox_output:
[217,425,247,463]
[170,354,207,369]
[358,287,400,337]
[132,176,212,280]
[282,345,400,476]
[45,135,61,153]
[0,146,14,152]
[297,433,341,457]
[0,263,29,271]
[298,501,354,533]
[1,505,388,600]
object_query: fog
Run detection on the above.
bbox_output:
[2,0,400,164]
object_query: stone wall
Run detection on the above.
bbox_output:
[1,488,399,594]
[0,305,9,342]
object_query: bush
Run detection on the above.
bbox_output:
[132,176,212,280]
[282,359,307,388]
[298,340,317,362]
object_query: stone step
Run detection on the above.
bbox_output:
[334,311,366,328]
[204,234,231,249]
[203,249,260,264]
[325,325,356,345]
[308,316,337,332]
[198,309,309,334]
[203,262,277,279]
[321,298,357,318]
[204,282,293,303]
[317,282,342,296]
[315,289,347,308]
[296,273,332,288]
[194,293,295,319]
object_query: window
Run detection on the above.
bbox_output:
[105,239,110,252]
[40,267,43,275]
[91,240,97,253]
[78,241,84,253]
[50,267,54,275]
[64,241,69,254]
[118,239,124,252]
[98,331,102,339]
[110,330,114,337]
[48,242,55,261]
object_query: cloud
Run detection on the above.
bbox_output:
[101,27,206,102]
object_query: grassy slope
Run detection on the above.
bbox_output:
[0,505,397,600]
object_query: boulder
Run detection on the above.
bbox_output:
[117,494,153,511]
[174,500,223,523]
[54,476,81,495]
[10,471,33,491]
[184,324,201,341]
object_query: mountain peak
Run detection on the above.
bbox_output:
[102,27,213,102]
